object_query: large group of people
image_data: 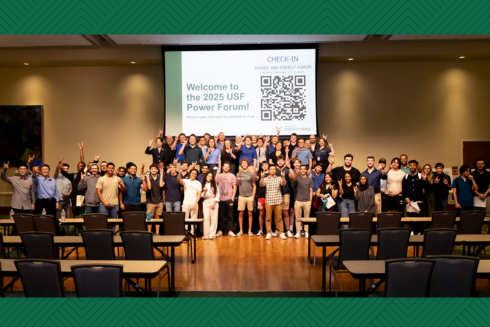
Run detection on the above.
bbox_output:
[2,130,489,240]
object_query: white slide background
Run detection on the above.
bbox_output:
[181,49,317,135]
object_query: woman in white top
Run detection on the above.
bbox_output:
[385,157,406,212]
[201,172,220,239]
[177,168,202,233]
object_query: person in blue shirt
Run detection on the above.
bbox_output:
[237,136,257,171]
[120,163,147,212]
[310,164,325,192]
[291,139,313,174]
[361,156,387,214]
[314,137,333,173]
[204,138,221,173]
[452,164,478,216]
[174,133,188,166]
[32,164,59,216]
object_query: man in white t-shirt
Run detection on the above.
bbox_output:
[177,167,202,234]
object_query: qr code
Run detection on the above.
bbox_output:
[260,75,306,121]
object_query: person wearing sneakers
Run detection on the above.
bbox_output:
[237,159,256,237]
[275,156,297,238]
[216,162,237,237]
[177,168,202,234]
[294,165,314,238]
[201,172,220,239]
[255,161,269,236]
[260,165,287,240]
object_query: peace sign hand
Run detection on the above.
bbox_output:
[323,134,328,140]
[28,155,35,164]
[434,177,440,183]
[78,142,84,149]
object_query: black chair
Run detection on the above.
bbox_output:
[0,262,4,297]
[376,228,410,260]
[163,211,191,262]
[370,259,435,297]
[13,214,35,233]
[377,212,402,229]
[14,259,65,297]
[349,212,374,230]
[20,232,57,259]
[81,229,121,260]
[422,228,457,257]
[32,214,58,235]
[71,264,123,297]
[431,211,456,229]
[458,211,486,234]
[82,214,109,230]
[330,229,372,297]
[122,211,147,232]
[120,231,170,297]
[427,255,479,297]
[314,212,341,266]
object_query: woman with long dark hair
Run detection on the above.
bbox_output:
[221,139,237,174]
[338,172,357,217]
[201,172,220,239]
[316,172,338,212]
[269,141,285,166]
[204,138,221,174]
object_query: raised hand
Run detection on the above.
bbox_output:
[468,174,474,181]
[207,147,211,153]
[329,142,333,148]
[435,177,440,183]
[160,168,164,175]
[118,178,124,186]
[338,180,343,187]
[141,163,145,169]
[354,185,358,193]
[78,142,84,149]
[94,154,100,161]
[261,171,265,179]
[191,161,197,167]
[421,172,427,179]
[149,139,153,147]
[214,135,219,141]
[3,161,9,169]
[28,155,35,164]
[323,134,328,140]
[276,130,280,136]
[58,157,64,163]
[173,158,178,164]
[443,178,448,185]
[281,171,285,178]
[158,129,164,136]
[81,171,87,180]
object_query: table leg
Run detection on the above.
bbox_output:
[308,224,312,264]
[148,278,152,297]
[321,245,326,294]
[193,223,197,264]
[170,246,175,295]
[359,279,365,296]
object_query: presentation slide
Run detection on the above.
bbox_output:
[164,47,317,136]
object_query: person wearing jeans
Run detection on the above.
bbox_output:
[96,162,125,218]
[78,164,101,215]
[293,165,313,239]
[216,162,237,236]
[201,172,220,239]
[338,172,357,218]
[163,163,182,212]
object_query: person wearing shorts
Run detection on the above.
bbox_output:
[237,159,256,237]
[145,164,164,235]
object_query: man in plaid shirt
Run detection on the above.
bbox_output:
[260,165,287,240]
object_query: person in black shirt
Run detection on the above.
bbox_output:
[328,153,361,185]
[316,172,338,212]
[402,160,427,217]
[145,135,170,165]
[254,161,269,236]
[338,172,357,217]
[471,159,490,216]
[433,163,452,211]
[145,164,164,235]
[221,140,237,174]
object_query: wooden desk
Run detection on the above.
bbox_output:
[3,235,184,294]
[0,259,168,297]
[311,234,490,294]
[343,259,490,294]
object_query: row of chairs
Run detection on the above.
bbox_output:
[0,260,124,297]
[372,256,479,297]
[327,211,486,232]
[0,230,169,297]
[11,211,193,261]
[13,211,154,234]
[329,228,459,296]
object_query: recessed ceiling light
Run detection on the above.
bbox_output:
[348,58,354,61]
[23,63,29,65]
[130,61,135,64]
[459,56,465,59]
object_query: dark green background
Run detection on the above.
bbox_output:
[0,0,489,34]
